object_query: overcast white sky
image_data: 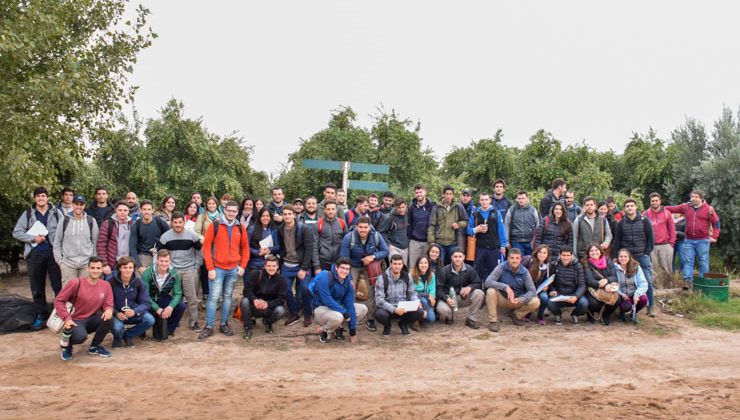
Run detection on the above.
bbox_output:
[128,1,740,175]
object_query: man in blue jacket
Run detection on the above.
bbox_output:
[312,258,368,343]
[340,216,389,332]
[408,184,435,273]
[467,192,508,280]
[484,248,540,332]
[109,256,154,348]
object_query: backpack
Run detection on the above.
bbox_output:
[349,229,381,250]
[25,207,62,231]
[380,270,408,297]
[317,217,346,234]
[308,270,334,296]
[60,215,96,244]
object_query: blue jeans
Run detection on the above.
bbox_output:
[537,291,549,319]
[546,295,588,316]
[282,264,312,317]
[438,244,457,266]
[206,267,238,327]
[674,240,684,272]
[510,242,533,256]
[636,254,654,307]
[419,296,436,322]
[112,312,156,340]
[681,239,710,283]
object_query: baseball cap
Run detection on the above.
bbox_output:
[72,195,86,204]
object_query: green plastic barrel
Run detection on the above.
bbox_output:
[693,273,730,302]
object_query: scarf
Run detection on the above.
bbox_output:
[207,210,219,222]
[589,256,608,270]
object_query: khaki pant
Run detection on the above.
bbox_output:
[351,266,375,317]
[314,304,368,332]
[436,289,485,322]
[485,289,540,323]
[60,264,88,286]
[176,268,199,327]
[388,245,409,268]
[650,243,674,278]
[408,240,429,273]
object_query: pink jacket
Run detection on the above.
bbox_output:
[665,202,720,241]
[643,207,676,246]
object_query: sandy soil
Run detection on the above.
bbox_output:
[0,275,738,419]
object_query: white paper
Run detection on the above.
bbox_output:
[26,221,48,237]
[184,220,196,231]
[535,275,555,294]
[549,295,575,303]
[259,235,274,249]
[397,300,420,311]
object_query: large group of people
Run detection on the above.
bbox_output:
[11,179,721,360]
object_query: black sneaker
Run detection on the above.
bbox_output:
[284,313,301,326]
[334,327,346,340]
[571,315,580,325]
[382,325,391,336]
[220,323,234,336]
[112,338,123,348]
[366,320,377,332]
[319,330,329,343]
[88,345,111,357]
[124,336,135,348]
[198,327,213,339]
[510,314,525,326]
[191,322,201,332]
[399,322,410,335]
[465,318,480,329]
[264,323,274,334]
[554,315,562,325]
[586,311,596,324]
[243,328,253,340]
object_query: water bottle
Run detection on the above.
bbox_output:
[449,286,458,312]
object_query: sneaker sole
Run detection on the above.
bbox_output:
[287,318,301,326]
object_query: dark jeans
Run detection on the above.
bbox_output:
[112,312,156,340]
[635,254,654,307]
[199,264,209,296]
[438,243,457,266]
[240,297,286,329]
[537,291,549,319]
[282,264,312,316]
[586,292,605,313]
[27,250,62,316]
[546,295,589,316]
[151,295,186,334]
[474,246,501,281]
[67,310,112,347]
[374,307,424,329]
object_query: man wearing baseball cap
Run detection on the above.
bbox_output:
[53,195,100,285]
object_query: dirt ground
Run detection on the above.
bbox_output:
[0,275,738,420]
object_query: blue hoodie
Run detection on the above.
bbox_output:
[108,273,151,316]
[312,265,358,335]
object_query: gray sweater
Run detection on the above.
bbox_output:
[158,229,202,270]
[53,215,99,269]
[375,268,418,313]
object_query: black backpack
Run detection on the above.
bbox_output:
[60,215,96,243]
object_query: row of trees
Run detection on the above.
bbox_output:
[275,106,739,268]
[1,1,737,273]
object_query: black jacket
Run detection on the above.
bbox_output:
[435,263,481,302]
[243,269,287,310]
[583,259,619,289]
[549,260,586,297]
[613,214,654,257]
[276,222,313,270]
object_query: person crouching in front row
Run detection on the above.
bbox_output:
[240,255,288,339]
[374,254,424,336]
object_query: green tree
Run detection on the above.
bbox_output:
[694,108,740,267]
[0,0,154,273]
[621,129,673,207]
[665,118,708,203]
[513,130,563,191]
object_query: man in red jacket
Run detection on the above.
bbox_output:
[199,200,250,339]
[644,193,677,282]
[665,190,720,289]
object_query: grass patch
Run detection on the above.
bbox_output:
[669,293,740,331]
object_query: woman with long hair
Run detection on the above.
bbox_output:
[195,196,220,307]
[613,248,648,324]
[246,207,281,273]
[529,244,551,325]
[534,202,573,256]
[582,243,619,325]
[426,243,444,278]
[239,197,256,228]
[156,195,177,224]
[411,256,436,323]
[254,198,265,214]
